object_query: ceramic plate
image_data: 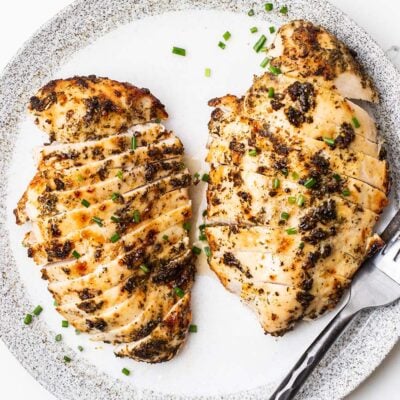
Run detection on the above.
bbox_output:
[1,1,400,399]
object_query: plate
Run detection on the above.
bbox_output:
[1,1,400,399]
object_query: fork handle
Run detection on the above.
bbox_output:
[269,304,358,400]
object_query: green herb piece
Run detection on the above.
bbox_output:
[116,170,123,180]
[139,264,149,273]
[204,246,212,258]
[202,173,210,182]
[172,46,186,56]
[132,209,141,223]
[250,27,258,33]
[218,41,226,49]
[268,87,275,98]
[63,356,71,363]
[281,168,288,177]
[174,287,185,298]
[342,188,351,196]
[323,137,335,146]
[122,368,131,376]
[92,216,103,227]
[192,246,202,255]
[55,334,62,342]
[286,227,297,235]
[189,324,198,333]
[272,177,280,189]
[280,5,288,14]
[304,177,317,189]
[199,223,206,230]
[62,320,69,328]
[53,300,58,307]
[297,194,305,207]
[81,199,90,208]
[24,314,32,325]
[248,149,258,157]
[248,9,255,16]
[162,234,169,241]
[131,136,137,150]
[280,212,290,221]
[111,192,122,202]
[199,232,207,241]
[223,31,231,41]
[111,215,120,223]
[205,68,211,77]
[269,65,282,75]
[288,196,296,204]
[75,329,81,335]
[183,221,191,231]
[269,26,276,34]
[72,250,81,259]
[253,35,267,53]
[333,174,341,181]
[110,232,120,243]
[291,172,299,180]
[78,346,84,352]
[352,117,361,128]
[299,242,305,250]
[264,3,273,11]
[260,57,270,68]
[202,209,207,217]
[33,305,43,316]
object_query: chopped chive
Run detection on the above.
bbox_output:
[286,227,297,235]
[248,9,255,16]
[202,209,207,217]
[281,168,288,177]
[199,232,207,241]
[280,5,288,14]
[132,209,141,223]
[253,35,267,53]
[352,117,361,128]
[81,199,90,208]
[204,246,211,258]
[62,320,69,328]
[205,68,211,77]
[110,232,120,243]
[291,172,299,180]
[53,300,58,307]
[78,346,84,352]
[55,334,62,342]
[111,215,120,223]
[260,57,270,68]
[280,212,290,221]
[24,314,32,325]
[122,368,131,376]
[299,242,305,250]
[199,223,206,230]
[189,324,198,333]
[131,135,137,150]
[162,234,169,241]
[342,188,351,196]
[154,118,161,123]
[92,216,103,227]
[174,287,185,298]
[250,27,258,34]
[323,137,335,146]
[297,194,305,207]
[269,65,282,75]
[269,26,276,34]
[272,177,280,189]
[264,3,273,11]
[75,329,81,335]
[333,174,341,181]
[172,46,186,56]
[248,149,258,157]
[223,31,231,41]
[139,264,149,273]
[288,196,296,204]
[183,221,191,231]
[218,41,226,50]
[268,87,275,98]
[192,246,202,255]
[63,356,71,363]
[33,305,43,316]
[111,192,121,202]
[304,177,317,189]
[72,250,81,259]
[194,172,200,180]
[202,173,210,183]
[116,170,123,180]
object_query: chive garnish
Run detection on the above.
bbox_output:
[299,242,305,250]
[253,35,267,53]
[280,212,290,221]
[72,250,81,259]
[260,57,270,68]
[174,287,185,298]
[192,246,202,255]
[342,188,351,196]
[140,264,149,273]
[111,192,122,202]
[62,320,69,328]
[33,305,43,316]
[218,41,226,50]
[248,9,255,16]
[223,31,231,41]
[297,194,305,207]
[264,3,273,11]
[272,177,280,189]
[286,227,297,235]
[352,117,361,128]
[110,232,120,243]
[269,26,276,34]
[24,314,32,325]
[205,68,211,77]
[202,209,207,217]
[111,215,120,223]
[92,216,103,227]
[250,27,258,34]
[280,5,288,14]
[248,149,258,157]
[122,368,130,376]
[269,65,282,75]
[304,177,316,189]
[75,329,81,335]
[55,334,62,342]
[53,300,58,307]
[292,172,299,180]
[189,324,198,333]
[172,46,186,56]
[81,199,90,208]
[199,232,207,241]
[323,137,335,146]
[78,346,84,352]
[202,173,210,182]
[183,221,191,231]
[288,196,296,204]
[162,234,169,241]
[268,87,275,98]
[63,356,71,363]
[116,170,123,180]
[204,246,211,258]
[333,174,341,181]
[132,209,141,223]
[131,136,137,150]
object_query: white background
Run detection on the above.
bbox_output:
[0,0,399,399]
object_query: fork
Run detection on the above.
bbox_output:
[270,208,400,400]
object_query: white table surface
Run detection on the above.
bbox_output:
[0,1,399,399]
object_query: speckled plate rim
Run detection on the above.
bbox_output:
[0,1,400,399]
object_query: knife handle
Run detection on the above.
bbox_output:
[269,303,357,400]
